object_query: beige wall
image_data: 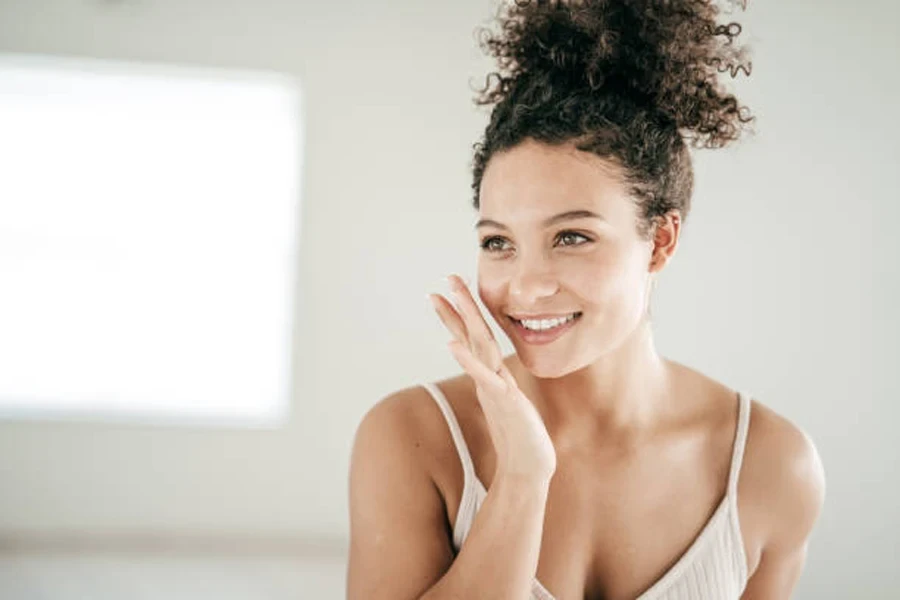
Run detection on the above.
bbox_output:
[0,1,896,598]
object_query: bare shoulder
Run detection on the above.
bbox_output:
[351,375,477,500]
[348,385,444,516]
[359,374,476,431]
[740,398,826,565]
[355,384,433,440]
[351,383,450,475]
[347,383,460,599]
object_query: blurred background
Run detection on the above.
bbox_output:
[0,0,895,598]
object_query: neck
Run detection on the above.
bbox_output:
[512,317,674,452]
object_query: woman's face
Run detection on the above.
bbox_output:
[476,139,658,379]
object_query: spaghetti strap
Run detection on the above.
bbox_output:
[727,391,752,497]
[422,383,477,481]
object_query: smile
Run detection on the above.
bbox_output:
[508,312,582,345]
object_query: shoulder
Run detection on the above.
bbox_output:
[347,385,462,599]
[355,375,475,436]
[351,376,475,482]
[352,385,437,462]
[739,398,826,563]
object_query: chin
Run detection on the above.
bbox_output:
[515,349,584,380]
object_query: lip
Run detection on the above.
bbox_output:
[508,312,579,320]
[507,312,581,346]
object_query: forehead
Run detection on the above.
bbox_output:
[479,139,632,223]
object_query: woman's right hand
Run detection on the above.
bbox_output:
[428,274,557,486]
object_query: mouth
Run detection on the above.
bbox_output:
[507,312,582,345]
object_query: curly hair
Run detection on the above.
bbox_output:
[471,0,754,238]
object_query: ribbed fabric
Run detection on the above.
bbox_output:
[422,383,751,600]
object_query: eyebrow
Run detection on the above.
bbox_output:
[475,209,605,230]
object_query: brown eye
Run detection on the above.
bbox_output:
[480,236,512,253]
[555,231,591,247]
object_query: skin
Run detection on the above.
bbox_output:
[347,138,825,600]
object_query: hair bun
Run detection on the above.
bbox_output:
[476,0,753,149]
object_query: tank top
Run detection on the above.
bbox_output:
[422,383,752,600]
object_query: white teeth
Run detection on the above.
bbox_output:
[518,314,576,331]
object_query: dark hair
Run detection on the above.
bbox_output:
[471,0,754,238]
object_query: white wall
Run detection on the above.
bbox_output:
[0,0,895,598]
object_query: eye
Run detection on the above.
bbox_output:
[480,236,512,253]
[555,231,591,247]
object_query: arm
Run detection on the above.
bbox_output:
[741,542,810,600]
[346,391,454,600]
[346,389,552,600]
[422,472,551,600]
[740,422,826,599]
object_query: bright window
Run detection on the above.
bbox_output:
[0,54,302,426]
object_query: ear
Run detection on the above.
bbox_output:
[648,210,682,274]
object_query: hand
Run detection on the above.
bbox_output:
[428,274,556,484]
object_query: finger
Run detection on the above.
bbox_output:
[428,293,469,346]
[447,275,503,369]
[447,340,506,394]
[496,363,516,386]
[486,355,515,385]
[447,275,491,338]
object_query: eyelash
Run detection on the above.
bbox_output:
[480,231,592,253]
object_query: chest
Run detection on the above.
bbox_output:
[533,455,730,600]
[450,432,734,600]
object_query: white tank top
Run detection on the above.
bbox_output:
[422,383,752,600]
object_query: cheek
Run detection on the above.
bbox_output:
[566,251,621,298]
[573,248,647,311]
[476,270,506,313]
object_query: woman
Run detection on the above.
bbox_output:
[347,1,825,598]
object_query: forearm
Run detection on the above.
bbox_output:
[420,473,550,600]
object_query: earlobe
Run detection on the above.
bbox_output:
[649,249,666,274]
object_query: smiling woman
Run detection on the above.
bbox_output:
[347,2,824,600]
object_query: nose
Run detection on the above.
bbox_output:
[508,252,559,305]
